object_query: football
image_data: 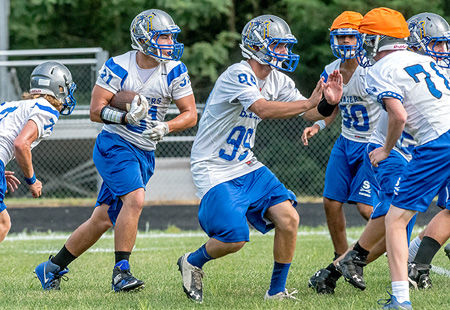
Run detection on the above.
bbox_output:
[109,90,139,112]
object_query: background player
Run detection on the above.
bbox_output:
[0,61,77,242]
[177,14,343,303]
[302,11,380,265]
[35,9,197,292]
[358,7,450,309]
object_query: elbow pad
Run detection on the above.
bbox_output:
[317,98,336,117]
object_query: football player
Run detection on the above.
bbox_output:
[404,12,450,290]
[308,12,418,295]
[0,61,77,242]
[176,14,343,303]
[35,9,197,292]
[357,8,449,309]
[301,11,379,264]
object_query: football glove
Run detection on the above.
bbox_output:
[142,121,169,142]
[126,95,149,126]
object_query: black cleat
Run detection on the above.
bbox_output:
[308,268,338,294]
[336,250,367,290]
[408,262,432,290]
[111,260,145,292]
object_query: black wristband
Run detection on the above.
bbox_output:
[100,106,127,124]
[317,97,336,117]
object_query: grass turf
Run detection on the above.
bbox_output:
[0,227,448,309]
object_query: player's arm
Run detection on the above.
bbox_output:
[249,78,323,119]
[90,85,148,125]
[13,120,42,198]
[302,108,339,146]
[369,98,407,167]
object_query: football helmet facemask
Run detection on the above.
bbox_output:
[240,15,299,72]
[330,28,362,61]
[130,9,184,62]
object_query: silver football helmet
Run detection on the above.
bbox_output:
[356,35,408,67]
[240,15,299,72]
[407,12,450,68]
[29,61,77,115]
[130,9,184,62]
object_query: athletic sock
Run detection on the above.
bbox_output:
[392,281,410,303]
[187,244,214,269]
[51,245,77,269]
[414,236,441,265]
[115,251,131,264]
[326,263,342,279]
[353,241,369,260]
[408,236,421,263]
[268,261,291,296]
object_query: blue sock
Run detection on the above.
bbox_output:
[187,244,213,268]
[268,261,291,296]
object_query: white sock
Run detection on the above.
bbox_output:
[408,236,421,263]
[392,281,410,303]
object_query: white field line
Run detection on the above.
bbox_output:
[431,265,450,277]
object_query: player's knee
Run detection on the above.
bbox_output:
[225,241,246,253]
[275,209,299,233]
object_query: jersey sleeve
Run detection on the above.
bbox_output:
[96,57,129,94]
[275,74,306,102]
[167,62,194,100]
[365,65,404,110]
[225,68,264,110]
[28,102,59,139]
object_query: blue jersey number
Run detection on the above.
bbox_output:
[238,73,256,86]
[341,104,370,132]
[404,63,450,99]
[219,126,254,161]
[126,105,157,133]
[100,68,113,85]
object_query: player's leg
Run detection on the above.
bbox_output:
[0,209,11,243]
[408,208,450,289]
[264,200,299,299]
[178,178,251,303]
[323,136,353,257]
[356,203,372,220]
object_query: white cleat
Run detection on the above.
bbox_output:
[177,253,204,303]
[264,289,298,300]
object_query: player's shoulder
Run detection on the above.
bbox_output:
[164,60,189,86]
[225,61,255,76]
[105,50,135,73]
[31,97,60,117]
[323,59,341,74]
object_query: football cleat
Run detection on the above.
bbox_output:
[264,289,298,300]
[445,243,450,260]
[378,292,413,309]
[177,253,204,303]
[408,262,432,290]
[336,250,367,290]
[111,260,145,292]
[35,256,69,290]
[308,268,338,294]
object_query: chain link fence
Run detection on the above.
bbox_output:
[2,49,342,201]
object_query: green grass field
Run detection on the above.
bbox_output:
[0,227,448,309]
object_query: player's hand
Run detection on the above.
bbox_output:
[126,95,149,126]
[324,70,343,105]
[142,121,169,142]
[301,125,320,146]
[308,78,324,109]
[369,147,389,167]
[5,171,20,193]
[29,179,42,198]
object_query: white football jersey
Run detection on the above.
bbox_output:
[96,51,193,151]
[321,60,380,142]
[369,110,415,161]
[365,50,450,146]
[191,60,306,198]
[0,98,59,166]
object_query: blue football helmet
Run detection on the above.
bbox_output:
[330,28,362,61]
[130,9,184,62]
[240,15,299,72]
[407,12,450,68]
[29,61,77,115]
